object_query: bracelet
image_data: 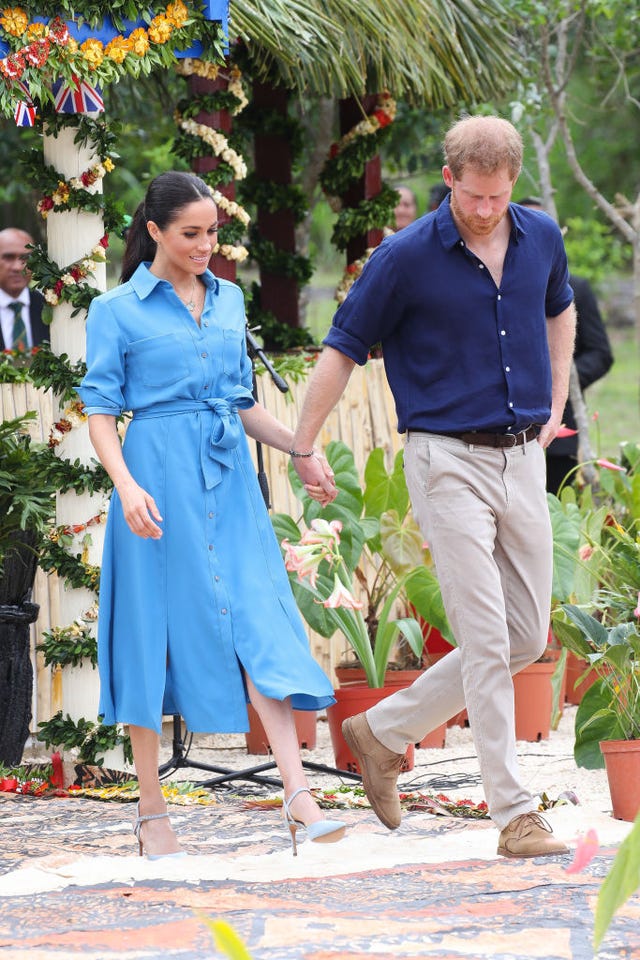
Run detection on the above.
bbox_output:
[288,448,315,458]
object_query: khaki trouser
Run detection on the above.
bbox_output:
[367,431,553,829]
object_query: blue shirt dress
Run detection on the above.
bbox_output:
[78,263,335,734]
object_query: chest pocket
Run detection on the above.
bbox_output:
[222,327,244,375]
[128,333,189,387]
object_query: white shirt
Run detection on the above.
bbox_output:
[0,287,33,350]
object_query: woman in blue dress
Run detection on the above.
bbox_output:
[79,171,344,858]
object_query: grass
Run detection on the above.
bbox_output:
[587,326,639,460]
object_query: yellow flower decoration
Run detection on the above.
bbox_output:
[26,21,46,39]
[167,1,189,27]
[0,6,28,37]
[80,37,104,69]
[148,14,173,44]
[105,35,131,64]
[129,27,150,57]
[103,157,115,172]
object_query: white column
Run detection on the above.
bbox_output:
[43,122,107,726]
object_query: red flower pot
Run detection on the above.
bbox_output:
[245,703,317,755]
[326,684,415,774]
[513,660,556,742]
[565,651,598,706]
[417,723,447,749]
[600,739,640,822]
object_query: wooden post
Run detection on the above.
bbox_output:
[252,81,299,329]
[188,72,237,283]
[339,95,384,264]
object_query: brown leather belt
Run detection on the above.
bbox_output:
[432,425,538,448]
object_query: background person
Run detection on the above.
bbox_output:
[517,197,614,494]
[290,116,575,859]
[78,171,345,859]
[393,185,418,231]
[0,228,47,351]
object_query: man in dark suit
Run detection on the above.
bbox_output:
[0,228,48,351]
[517,200,614,493]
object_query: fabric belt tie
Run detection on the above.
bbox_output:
[132,388,254,488]
[431,425,538,448]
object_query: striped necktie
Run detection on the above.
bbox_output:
[9,301,27,350]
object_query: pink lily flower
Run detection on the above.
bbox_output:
[565,829,599,874]
[323,574,363,610]
[578,544,594,562]
[634,592,640,619]
[556,426,578,438]
[281,539,322,588]
[597,458,626,473]
[300,517,342,547]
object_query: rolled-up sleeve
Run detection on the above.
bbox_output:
[324,242,400,364]
[77,297,127,416]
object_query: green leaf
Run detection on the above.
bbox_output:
[548,495,581,602]
[574,680,625,769]
[364,447,409,521]
[405,566,454,645]
[594,813,640,950]
[379,509,425,573]
[200,917,254,960]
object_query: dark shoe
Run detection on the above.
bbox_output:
[342,713,405,830]
[497,812,569,858]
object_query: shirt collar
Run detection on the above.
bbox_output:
[0,287,29,308]
[129,262,220,300]
[436,196,526,250]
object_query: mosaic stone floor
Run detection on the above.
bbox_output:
[0,788,638,960]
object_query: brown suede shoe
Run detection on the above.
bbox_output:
[342,713,405,830]
[497,812,569,858]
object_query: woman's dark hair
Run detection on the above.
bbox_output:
[120,171,213,283]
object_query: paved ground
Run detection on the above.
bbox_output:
[1,710,638,960]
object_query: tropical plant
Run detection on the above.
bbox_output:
[271,441,452,687]
[552,514,640,767]
[0,412,56,578]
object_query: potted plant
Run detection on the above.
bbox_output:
[552,516,640,821]
[272,440,453,770]
[0,412,56,765]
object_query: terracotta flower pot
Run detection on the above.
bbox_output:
[417,723,447,749]
[565,650,598,706]
[245,703,317,755]
[513,660,556,742]
[600,739,640,822]
[326,684,415,773]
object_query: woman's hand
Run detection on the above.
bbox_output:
[301,453,338,506]
[117,479,163,539]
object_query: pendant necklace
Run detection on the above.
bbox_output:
[177,276,197,311]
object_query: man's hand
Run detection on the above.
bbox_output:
[292,452,338,506]
[537,411,563,449]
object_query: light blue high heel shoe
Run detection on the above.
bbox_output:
[133,802,188,860]
[282,786,346,856]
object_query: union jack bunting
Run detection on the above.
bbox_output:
[52,75,104,114]
[13,79,35,127]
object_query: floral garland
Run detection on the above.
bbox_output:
[30,233,108,312]
[47,397,87,448]
[0,3,223,118]
[35,156,114,217]
[172,58,251,264]
[320,92,396,201]
[335,247,376,305]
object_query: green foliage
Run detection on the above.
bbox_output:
[320,128,393,197]
[36,711,132,767]
[28,345,86,401]
[563,216,628,286]
[38,539,100,594]
[248,230,314,283]
[594,812,640,950]
[37,624,98,669]
[0,413,57,572]
[331,184,399,251]
[239,173,308,222]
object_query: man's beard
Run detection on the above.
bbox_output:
[450,192,506,236]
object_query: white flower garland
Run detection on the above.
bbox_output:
[210,188,250,226]
[175,59,249,115]
[175,114,248,179]
[213,241,248,262]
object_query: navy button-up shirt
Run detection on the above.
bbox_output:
[324,199,574,434]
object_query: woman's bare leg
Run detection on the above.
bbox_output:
[129,724,182,856]
[245,676,324,826]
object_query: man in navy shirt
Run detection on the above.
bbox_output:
[291,116,576,859]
